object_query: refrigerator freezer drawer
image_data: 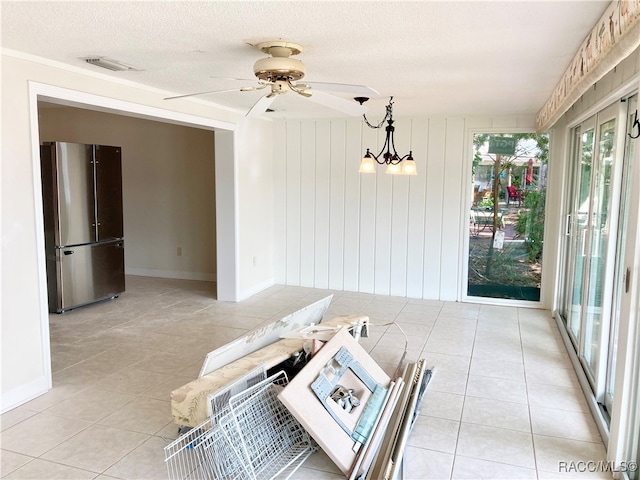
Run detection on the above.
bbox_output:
[53,240,125,313]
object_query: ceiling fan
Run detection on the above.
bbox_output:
[164,40,378,117]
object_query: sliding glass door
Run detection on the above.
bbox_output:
[559,98,629,405]
[582,109,620,385]
[564,118,595,343]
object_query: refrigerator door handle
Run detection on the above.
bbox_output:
[63,250,75,255]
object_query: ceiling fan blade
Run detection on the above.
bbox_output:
[246,94,277,117]
[240,83,269,92]
[164,88,242,100]
[305,82,380,96]
[209,76,256,82]
[307,90,367,116]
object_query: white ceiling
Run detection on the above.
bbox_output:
[1,1,609,119]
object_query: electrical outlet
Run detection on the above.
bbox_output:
[252,256,257,266]
[177,247,183,257]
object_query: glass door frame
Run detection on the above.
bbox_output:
[604,94,638,415]
[606,93,640,475]
[558,99,628,402]
[562,116,596,350]
[582,102,627,399]
[461,128,546,307]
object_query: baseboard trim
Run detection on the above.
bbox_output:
[1,376,51,414]
[238,277,276,301]
[126,267,216,282]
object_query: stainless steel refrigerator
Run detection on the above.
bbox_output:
[40,142,125,313]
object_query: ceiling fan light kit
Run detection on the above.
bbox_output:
[358,97,416,175]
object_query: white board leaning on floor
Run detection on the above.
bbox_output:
[198,295,333,378]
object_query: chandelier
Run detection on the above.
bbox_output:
[357,97,416,175]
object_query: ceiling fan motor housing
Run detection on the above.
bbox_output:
[253,56,306,81]
[253,41,306,82]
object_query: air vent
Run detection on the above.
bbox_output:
[82,56,140,72]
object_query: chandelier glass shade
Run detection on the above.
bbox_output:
[358,97,416,175]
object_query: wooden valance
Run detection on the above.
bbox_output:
[536,1,640,132]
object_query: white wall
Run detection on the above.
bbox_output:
[273,115,537,302]
[1,52,275,411]
[236,118,275,298]
[211,118,276,302]
[38,106,217,281]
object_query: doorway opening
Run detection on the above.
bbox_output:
[466,133,549,302]
[28,82,238,397]
[37,103,218,302]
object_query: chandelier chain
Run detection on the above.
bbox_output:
[362,97,394,129]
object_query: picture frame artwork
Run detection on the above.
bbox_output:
[278,328,391,474]
[311,346,387,445]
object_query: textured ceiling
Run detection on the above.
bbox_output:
[1,1,609,119]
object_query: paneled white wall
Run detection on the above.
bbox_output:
[274,115,534,301]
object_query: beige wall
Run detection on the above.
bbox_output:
[38,106,217,280]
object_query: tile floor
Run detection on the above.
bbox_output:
[0,276,610,479]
